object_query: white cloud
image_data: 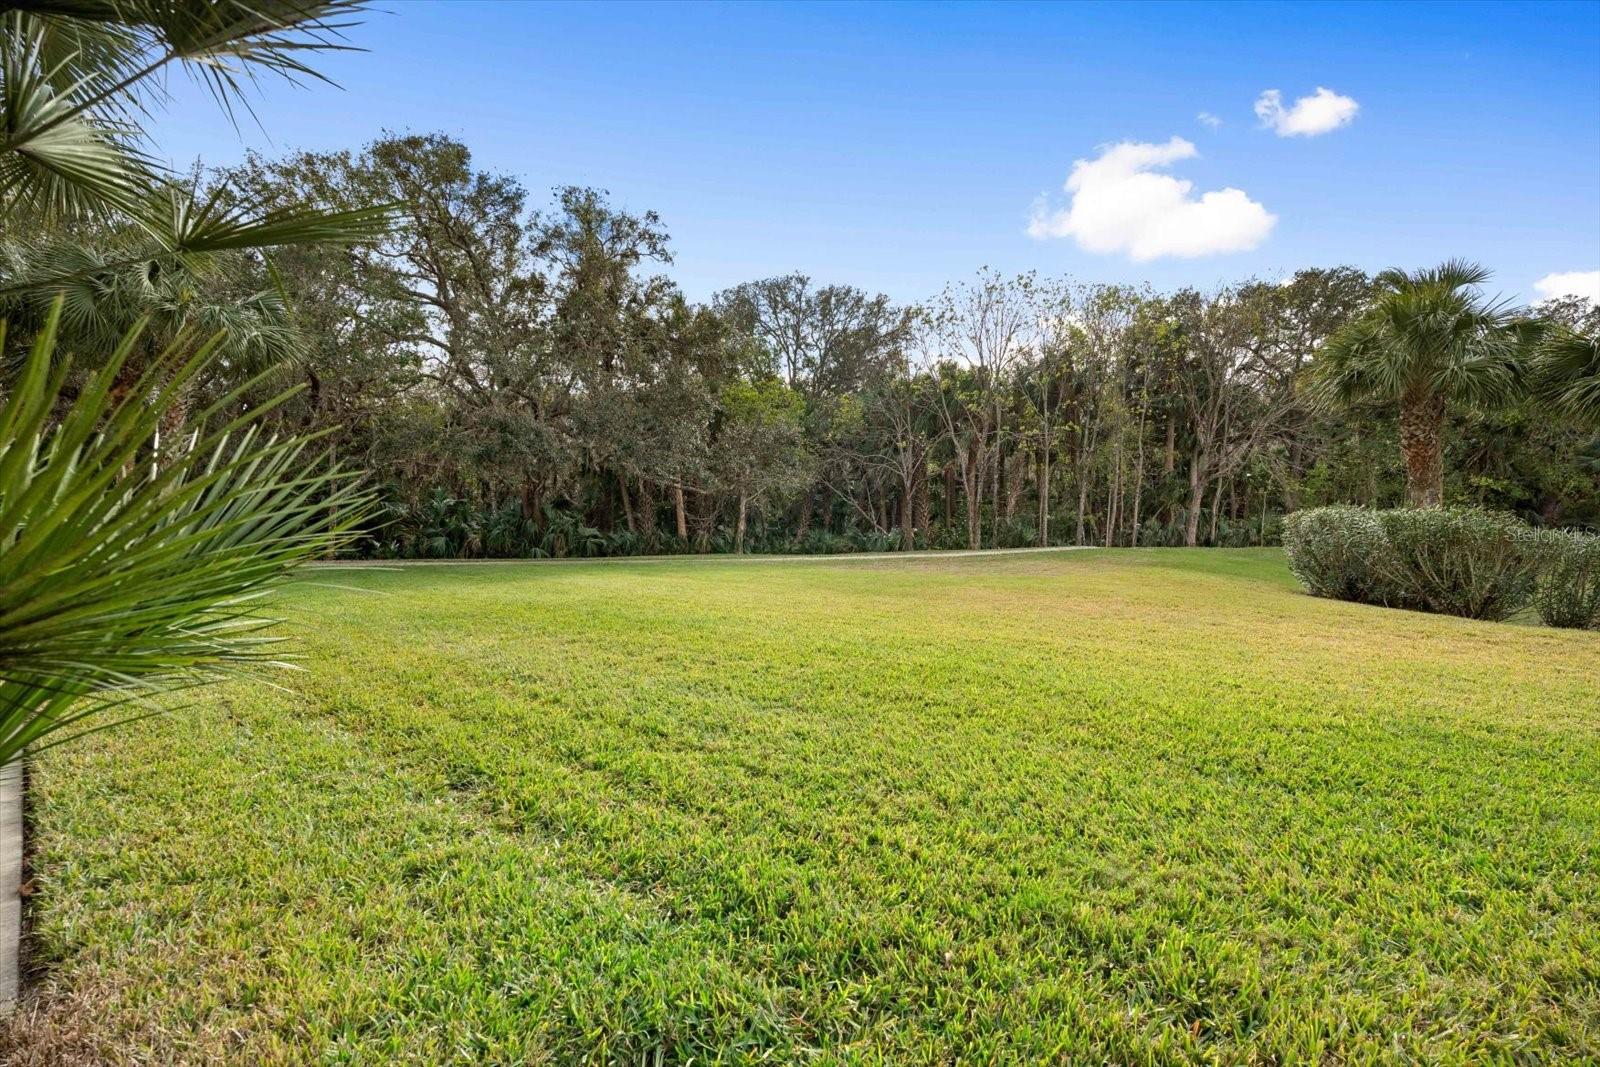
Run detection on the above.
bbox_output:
[1197,111,1223,129]
[1533,270,1600,304]
[1027,136,1276,261]
[1254,87,1359,137]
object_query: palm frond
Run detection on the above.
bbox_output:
[11,10,145,120]
[130,181,396,256]
[1313,260,1525,409]
[5,1,369,129]
[0,16,147,218]
[0,186,396,301]
[1418,258,1492,293]
[2,3,379,229]
[1531,328,1600,426]
[0,303,370,765]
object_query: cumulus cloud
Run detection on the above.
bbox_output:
[1027,137,1276,261]
[1533,270,1600,304]
[1196,111,1223,129]
[1254,87,1359,137]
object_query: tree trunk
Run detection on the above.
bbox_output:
[914,463,930,546]
[963,456,983,551]
[959,439,985,551]
[673,481,688,539]
[1037,443,1050,547]
[638,479,656,534]
[523,479,542,525]
[735,492,748,554]
[1284,439,1305,512]
[694,489,712,553]
[943,462,956,533]
[1075,475,1089,546]
[899,480,914,551]
[996,443,1008,523]
[156,376,194,461]
[991,442,1002,535]
[1399,386,1446,508]
[1207,476,1224,544]
[1129,437,1145,548]
[1183,458,1207,547]
[618,471,635,533]
[1104,448,1121,549]
[965,476,982,551]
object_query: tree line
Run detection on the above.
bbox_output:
[7,131,1597,558]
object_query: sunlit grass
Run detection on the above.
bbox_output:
[6,549,1598,1064]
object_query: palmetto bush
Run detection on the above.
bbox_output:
[0,3,385,768]
[484,498,541,558]
[0,309,366,765]
[1285,505,1554,622]
[1532,530,1600,629]
[540,505,606,559]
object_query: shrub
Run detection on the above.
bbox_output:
[1282,506,1394,604]
[1376,508,1543,620]
[1284,505,1553,621]
[1532,530,1600,629]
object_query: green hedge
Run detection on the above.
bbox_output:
[1279,506,1393,604]
[1284,506,1598,626]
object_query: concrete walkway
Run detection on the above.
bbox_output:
[309,545,1095,569]
[1,760,20,1016]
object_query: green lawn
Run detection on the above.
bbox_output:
[5,549,1598,1064]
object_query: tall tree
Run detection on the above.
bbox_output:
[924,271,1039,549]
[716,275,910,535]
[710,378,810,552]
[1172,286,1307,545]
[1316,261,1523,508]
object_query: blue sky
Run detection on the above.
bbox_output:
[157,0,1600,306]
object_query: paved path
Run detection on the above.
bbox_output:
[1,760,20,1016]
[309,545,1096,569]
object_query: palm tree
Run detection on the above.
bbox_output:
[1316,260,1523,508]
[0,233,305,435]
[0,3,383,760]
[1,4,391,296]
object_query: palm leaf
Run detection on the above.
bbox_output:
[1313,260,1525,410]
[4,2,369,130]
[0,15,146,218]
[0,303,370,765]
[2,4,388,260]
[0,185,396,301]
[131,181,396,255]
[1532,328,1600,426]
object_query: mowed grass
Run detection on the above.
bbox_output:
[5,548,1598,1065]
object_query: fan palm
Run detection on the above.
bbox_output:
[0,304,368,765]
[0,232,305,434]
[1,3,391,295]
[0,3,384,765]
[1530,327,1600,428]
[1316,260,1523,508]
